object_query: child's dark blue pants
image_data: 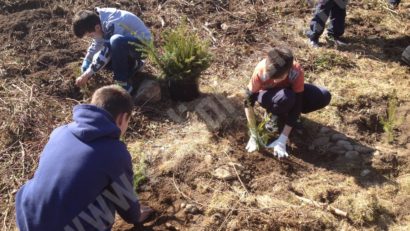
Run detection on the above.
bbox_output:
[307,0,348,41]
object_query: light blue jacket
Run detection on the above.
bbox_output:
[84,8,151,75]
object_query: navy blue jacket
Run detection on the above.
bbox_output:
[15,105,140,231]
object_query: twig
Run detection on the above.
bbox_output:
[172,173,205,207]
[217,201,239,231]
[19,141,26,176]
[201,25,217,43]
[223,151,249,194]
[294,195,348,217]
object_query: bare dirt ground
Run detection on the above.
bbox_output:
[0,0,409,230]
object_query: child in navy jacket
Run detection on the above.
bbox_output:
[16,85,152,231]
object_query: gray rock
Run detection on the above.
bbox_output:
[402,45,410,65]
[336,140,351,146]
[319,127,331,134]
[312,137,330,147]
[328,146,346,155]
[353,145,373,154]
[184,204,200,214]
[345,151,360,159]
[360,169,371,177]
[331,134,348,142]
[213,166,235,180]
[343,144,354,151]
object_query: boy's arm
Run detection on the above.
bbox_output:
[84,38,104,63]
[76,44,111,87]
[244,89,260,152]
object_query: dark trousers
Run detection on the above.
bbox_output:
[108,34,144,83]
[257,84,331,116]
[307,0,348,41]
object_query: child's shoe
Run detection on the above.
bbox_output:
[326,36,349,47]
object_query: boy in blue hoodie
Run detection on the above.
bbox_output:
[15,85,152,231]
[73,8,152,93]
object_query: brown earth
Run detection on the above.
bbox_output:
[0,0,409,231]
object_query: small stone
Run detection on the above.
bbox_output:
[343,144,354,151]
[331,134,348,142]
[221,23,229,31]
[228,162,244,170]
[184,204,200,214]
[353,145,373,154]
[211,213,223,224]
[361,169,371,177]
[180,202,186,209]
[345,151,360,159]
[373,150,381,156]
[204,154,213,165]
[328,146,345,155]
[319,127,331,134]
[312,137,330,146]
[336,140,351,146]
[213,166,235,180]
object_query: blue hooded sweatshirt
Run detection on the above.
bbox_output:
[15,105,140,231]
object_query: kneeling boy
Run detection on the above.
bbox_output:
[16,85,152,231]
[245,47,331,158]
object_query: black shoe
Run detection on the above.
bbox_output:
[326,36,349,47]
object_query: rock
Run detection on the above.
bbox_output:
[312,137,330,146]
[184,204,200,214]
[211,213,223,225]
[361,169,371,177]
[331,133,348,142]
[180,202,186,209]
[133,79,161,104]
[213,166,235,180]
[353,145,373,154]
[402,45,410,66]
[221,23,229,31]
[319,127,331,134]
[204,154,213,165]
[343,144,354,151]
[336,140,351,146]
[345,151,360,160]
[328,146,345,155]
[373,150,381,156]
[228,162,244,170]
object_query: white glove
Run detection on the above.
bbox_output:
[267,134,289,158]
[246,134,259,152]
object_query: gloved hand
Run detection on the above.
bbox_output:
[246,128,263,152]
[81,59,91,73]
[267,134,289,158]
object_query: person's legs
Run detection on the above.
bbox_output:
[307,0,333,42]
[328,0,347,39]
[110,34,143,85]
[258,88,296,116]
[301,83,331,113]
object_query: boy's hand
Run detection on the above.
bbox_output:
[75,74,90,87]
[138,205,154,223]
[246,133,260,152]
[266,134,289,158]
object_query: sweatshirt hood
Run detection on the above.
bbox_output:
[68,104,121,142]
